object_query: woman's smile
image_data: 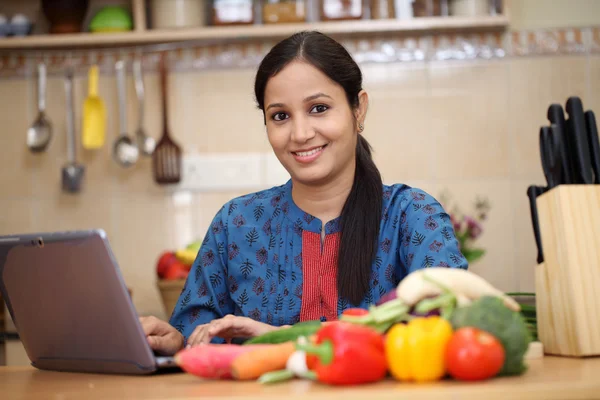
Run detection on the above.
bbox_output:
[291,144,328,163]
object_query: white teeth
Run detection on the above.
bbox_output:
[295,146,323,157]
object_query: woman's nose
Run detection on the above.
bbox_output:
[291,117,316,143]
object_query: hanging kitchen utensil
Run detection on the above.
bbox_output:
[133,57,155,157]
[112,60,139,167]
[152,55,181,184]
[565,96,593,184]
[27,62,52,153]
[540,125,562,189]
[61,67,85,193]
[585,110,600,184]
[547,104,571,184]
[82,64,106,150]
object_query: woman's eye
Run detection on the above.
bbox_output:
[310,104,329,114]
[272,112,288,121]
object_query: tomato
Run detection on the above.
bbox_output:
[342,308,369,317]
[445,327,505,381]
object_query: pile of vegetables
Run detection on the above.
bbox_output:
[174,268,533,385]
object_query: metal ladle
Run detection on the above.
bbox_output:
[27,63,52,152]
[61,68,85,193]
[112,60,139,167]
[133,58,155,156]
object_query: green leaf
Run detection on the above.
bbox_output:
[462,248,485,263]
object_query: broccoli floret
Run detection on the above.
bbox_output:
[450,296,532,376]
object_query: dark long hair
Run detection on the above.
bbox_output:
[254,31,383,305]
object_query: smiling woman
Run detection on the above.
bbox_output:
[139,31,469,355]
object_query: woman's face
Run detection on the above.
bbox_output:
[263,60,368,187]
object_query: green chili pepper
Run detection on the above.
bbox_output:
[244,320,322,345]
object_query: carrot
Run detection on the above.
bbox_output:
[175,344,272,379]
[231,341,297,380]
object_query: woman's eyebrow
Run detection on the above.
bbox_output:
[304,92,332,102]
[266,93,333,111]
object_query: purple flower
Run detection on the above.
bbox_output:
[465,216,483,239]
[451,214,462,232]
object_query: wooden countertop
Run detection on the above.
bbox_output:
[1,356,599,400]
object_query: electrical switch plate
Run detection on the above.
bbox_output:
[176,153,263,192]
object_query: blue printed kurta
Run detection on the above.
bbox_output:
[169,180,468,341]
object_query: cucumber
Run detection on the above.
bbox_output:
[244,320,322,345]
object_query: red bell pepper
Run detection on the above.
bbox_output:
[297,321,387,385]
[341,308,369,317]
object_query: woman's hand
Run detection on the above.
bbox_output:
[139,316,184,356]
[186,314,280,348]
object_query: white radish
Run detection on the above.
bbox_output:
[396,268,520,312]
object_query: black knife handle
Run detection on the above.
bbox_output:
[566,97,594,184]
[585,110,600,184]
[547,104,572,184]
[540,126,555,188]
[527,185,544,264]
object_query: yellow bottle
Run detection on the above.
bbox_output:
[82,65,106,149]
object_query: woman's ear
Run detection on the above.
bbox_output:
[355,90,369,129]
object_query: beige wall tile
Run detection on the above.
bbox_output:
[362,62,429,96]
[368,96,435,181]
[429,61,510,179]
[429,60,508,94]
[429,93,510,179]
[0,79,35,198]
[436,179,517,292]
[509,56,588,180]
[589,56,600,121]
[510,180,540,293]
[34,191,116,239]
[0,199,35,235]
[169,70,271,154]
[111,193,173,318]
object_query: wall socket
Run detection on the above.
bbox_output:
[176,153,264,192]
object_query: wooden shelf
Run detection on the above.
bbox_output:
[0,16,509,51]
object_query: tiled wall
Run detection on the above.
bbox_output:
[1,27,599,320]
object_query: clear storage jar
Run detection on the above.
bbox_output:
[320,0,365,21]
[263,0,307,24]
[212,0,254,25]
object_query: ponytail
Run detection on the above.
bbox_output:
[338,134,383,305]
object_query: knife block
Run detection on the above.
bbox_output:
[535,185,600,357]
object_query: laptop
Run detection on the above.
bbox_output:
[0,229,180,374]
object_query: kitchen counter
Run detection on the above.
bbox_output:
[1,356,599,400]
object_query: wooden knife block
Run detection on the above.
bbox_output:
[535,185,600,357]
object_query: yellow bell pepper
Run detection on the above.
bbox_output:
[385,316,453,383]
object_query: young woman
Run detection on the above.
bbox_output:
[141,31,468,355]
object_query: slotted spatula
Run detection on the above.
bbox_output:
[152,55,181,184]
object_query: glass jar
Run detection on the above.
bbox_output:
[212,0,254,25]
[151,0,207,29]
[412,0,448,17]
[320,0,364,21]
[450,0,491,16]
[370,0,394,19]
[263,1,306,24]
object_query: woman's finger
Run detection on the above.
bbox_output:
[206,318,234,342]
[186,324,206,348]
